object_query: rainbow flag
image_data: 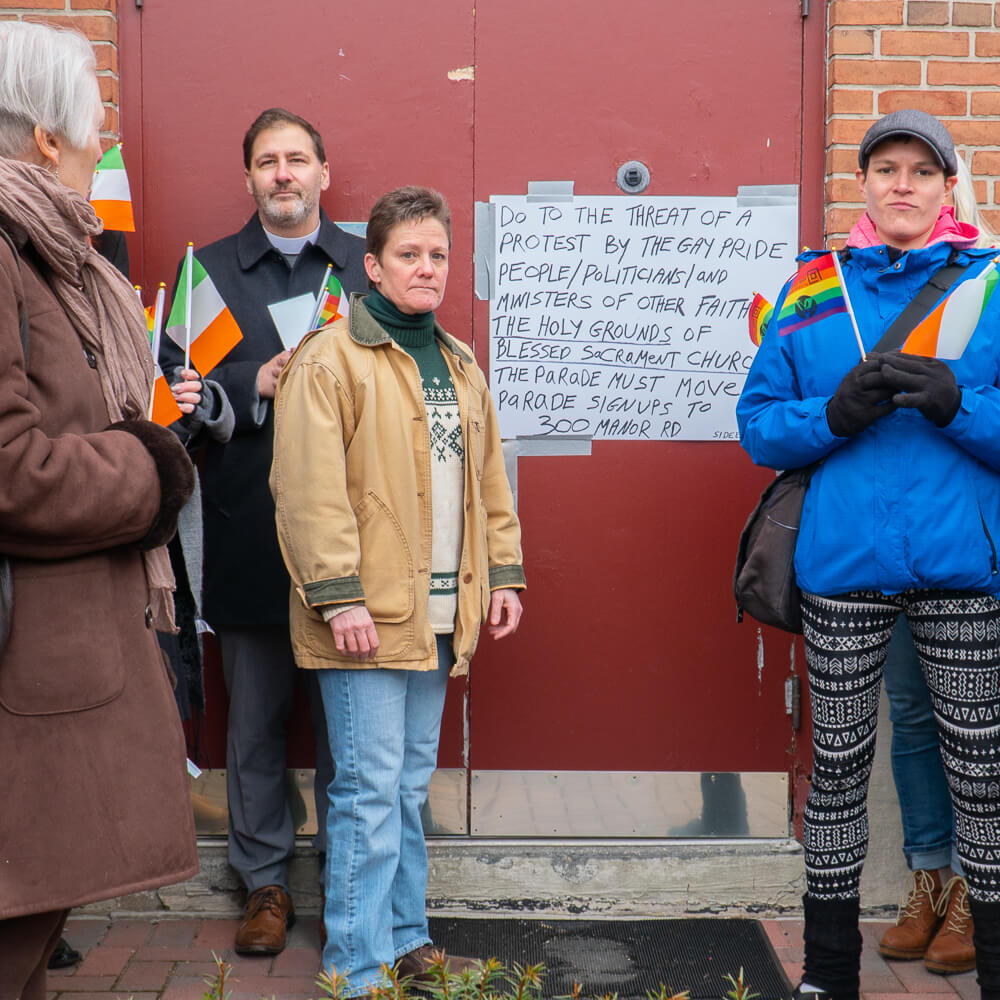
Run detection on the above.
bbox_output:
[903,257,1000,360]
[777,252,848,336]
[314,272,349,329]
[145,304,156,342]
[748,293,773,347]
[165,252,243,375]
[89,143,135,232]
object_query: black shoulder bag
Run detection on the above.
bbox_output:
[733,248,970,633]
[0,225,30,657]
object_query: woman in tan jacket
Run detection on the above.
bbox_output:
[0,22,197,997]
[271,187,524,993]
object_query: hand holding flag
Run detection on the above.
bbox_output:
[826,354,898,437]
[880,353,961,427]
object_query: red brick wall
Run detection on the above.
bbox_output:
[827,0,1000,242]
[0,0,120,147]
[1,2,995,245]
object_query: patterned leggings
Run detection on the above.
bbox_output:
[800,589,1000,903]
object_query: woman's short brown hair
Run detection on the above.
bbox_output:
[365,187,452,267]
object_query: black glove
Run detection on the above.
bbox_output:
[826,353,898,437]
[879,352,961,428]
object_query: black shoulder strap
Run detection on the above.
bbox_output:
[868,247,971,353]
[0,225,29,364]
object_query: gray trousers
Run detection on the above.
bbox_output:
[218,625,334,893]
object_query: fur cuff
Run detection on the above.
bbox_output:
[108,419,195,549]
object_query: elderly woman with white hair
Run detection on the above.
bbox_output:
[0,21,198,996]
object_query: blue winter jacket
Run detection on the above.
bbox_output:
[737,240,1000,598]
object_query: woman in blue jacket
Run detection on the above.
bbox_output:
[738,110,1000,1000]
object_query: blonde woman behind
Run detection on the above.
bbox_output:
[954,153,997,248]
[876,150,997,976]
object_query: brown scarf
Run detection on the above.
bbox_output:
[0,157,177,630]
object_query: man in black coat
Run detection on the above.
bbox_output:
[161,108,366,956]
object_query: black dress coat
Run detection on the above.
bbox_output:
[160,211,366,626]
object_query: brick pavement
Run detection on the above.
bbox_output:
[763,919,978,1000]
[44,915,979,1000]
[47,916,325,1000]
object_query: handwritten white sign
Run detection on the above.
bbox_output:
[489,194,798,441]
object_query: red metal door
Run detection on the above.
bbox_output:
[120,0,824,834]
[118,0,476,790]
[466,2,825,834]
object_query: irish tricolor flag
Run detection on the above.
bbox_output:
[903,256,1000,360]
[150,362,183,427]
[89,143,135,232]
[166,247,243,375]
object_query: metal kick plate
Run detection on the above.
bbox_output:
[471,770,788,838]
[190,769,786,839]
[189,768,468,837]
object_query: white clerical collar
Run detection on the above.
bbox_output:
[263,222,321,256]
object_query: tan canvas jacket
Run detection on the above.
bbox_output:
[270,295,524,676]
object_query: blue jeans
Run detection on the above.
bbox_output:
[317,634,452,994]
[883,617,958,873]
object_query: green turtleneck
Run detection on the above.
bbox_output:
[364,288,436,346]
[365,288,453,405]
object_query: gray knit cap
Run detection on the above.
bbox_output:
[858,109,958,176]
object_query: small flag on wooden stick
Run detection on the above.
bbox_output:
[165,247,243,375]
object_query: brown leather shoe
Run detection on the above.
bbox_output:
[925,876,976,975]
[879,869,944,960]
[396,944,482,983]
[234,885,296,955]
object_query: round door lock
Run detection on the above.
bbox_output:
[616,160,650,194]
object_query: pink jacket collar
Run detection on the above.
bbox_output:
[846,206,979,250]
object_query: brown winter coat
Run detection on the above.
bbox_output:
[0,235,198,920]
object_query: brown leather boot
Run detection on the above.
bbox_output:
[879,869,944,960]
[925,876,976,974]
[395,944,482,983]
[234,885,296,955]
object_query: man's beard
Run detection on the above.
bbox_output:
[254,184,317,230]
